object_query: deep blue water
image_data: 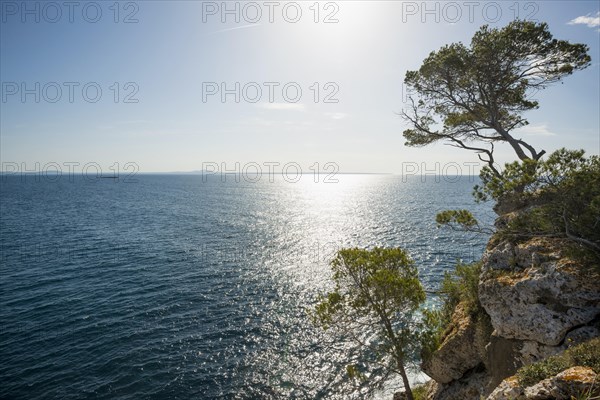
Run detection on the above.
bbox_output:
[0,174,493,399]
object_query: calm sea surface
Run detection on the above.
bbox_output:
[0,174,493,399]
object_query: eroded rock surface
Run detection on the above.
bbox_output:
[479,238,600,346]
[422,303,483,384]
[487,367,599,400]
[426,369,488,400]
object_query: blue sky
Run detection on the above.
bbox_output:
[1,1,599,174]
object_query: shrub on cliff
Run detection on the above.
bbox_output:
[441,261,482,316]
[438,149,600,260]
[420,261,489,363]
[516,337,600,387]
[475,148,600,255]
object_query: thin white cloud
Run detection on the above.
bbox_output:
[257,103,305,111]
[568,11,600,28]
[518,124,557,137]
[205,24,261,35]
[324,112,348,120]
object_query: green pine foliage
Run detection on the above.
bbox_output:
[311,247,427,400]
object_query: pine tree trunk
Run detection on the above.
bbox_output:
[397,358,413,400]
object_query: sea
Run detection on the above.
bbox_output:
[0,174,494,399]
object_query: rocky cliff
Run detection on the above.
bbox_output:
[488,366,599,399]
[417,215,600,399]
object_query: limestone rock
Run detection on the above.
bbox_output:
[424,234,599,400]
[424,380,441,400]
[517,340,564,367]
[487,367,599,400]
[564,326,600,346]
[484,335,568,391]
[523,366,599,399]
[422,303,482,383]
[479,239,600,346]
[482,237,561,272]
[482,241,517,271]
[485,376,524,400]
[428,369,488,400]
[485,336,523,389]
